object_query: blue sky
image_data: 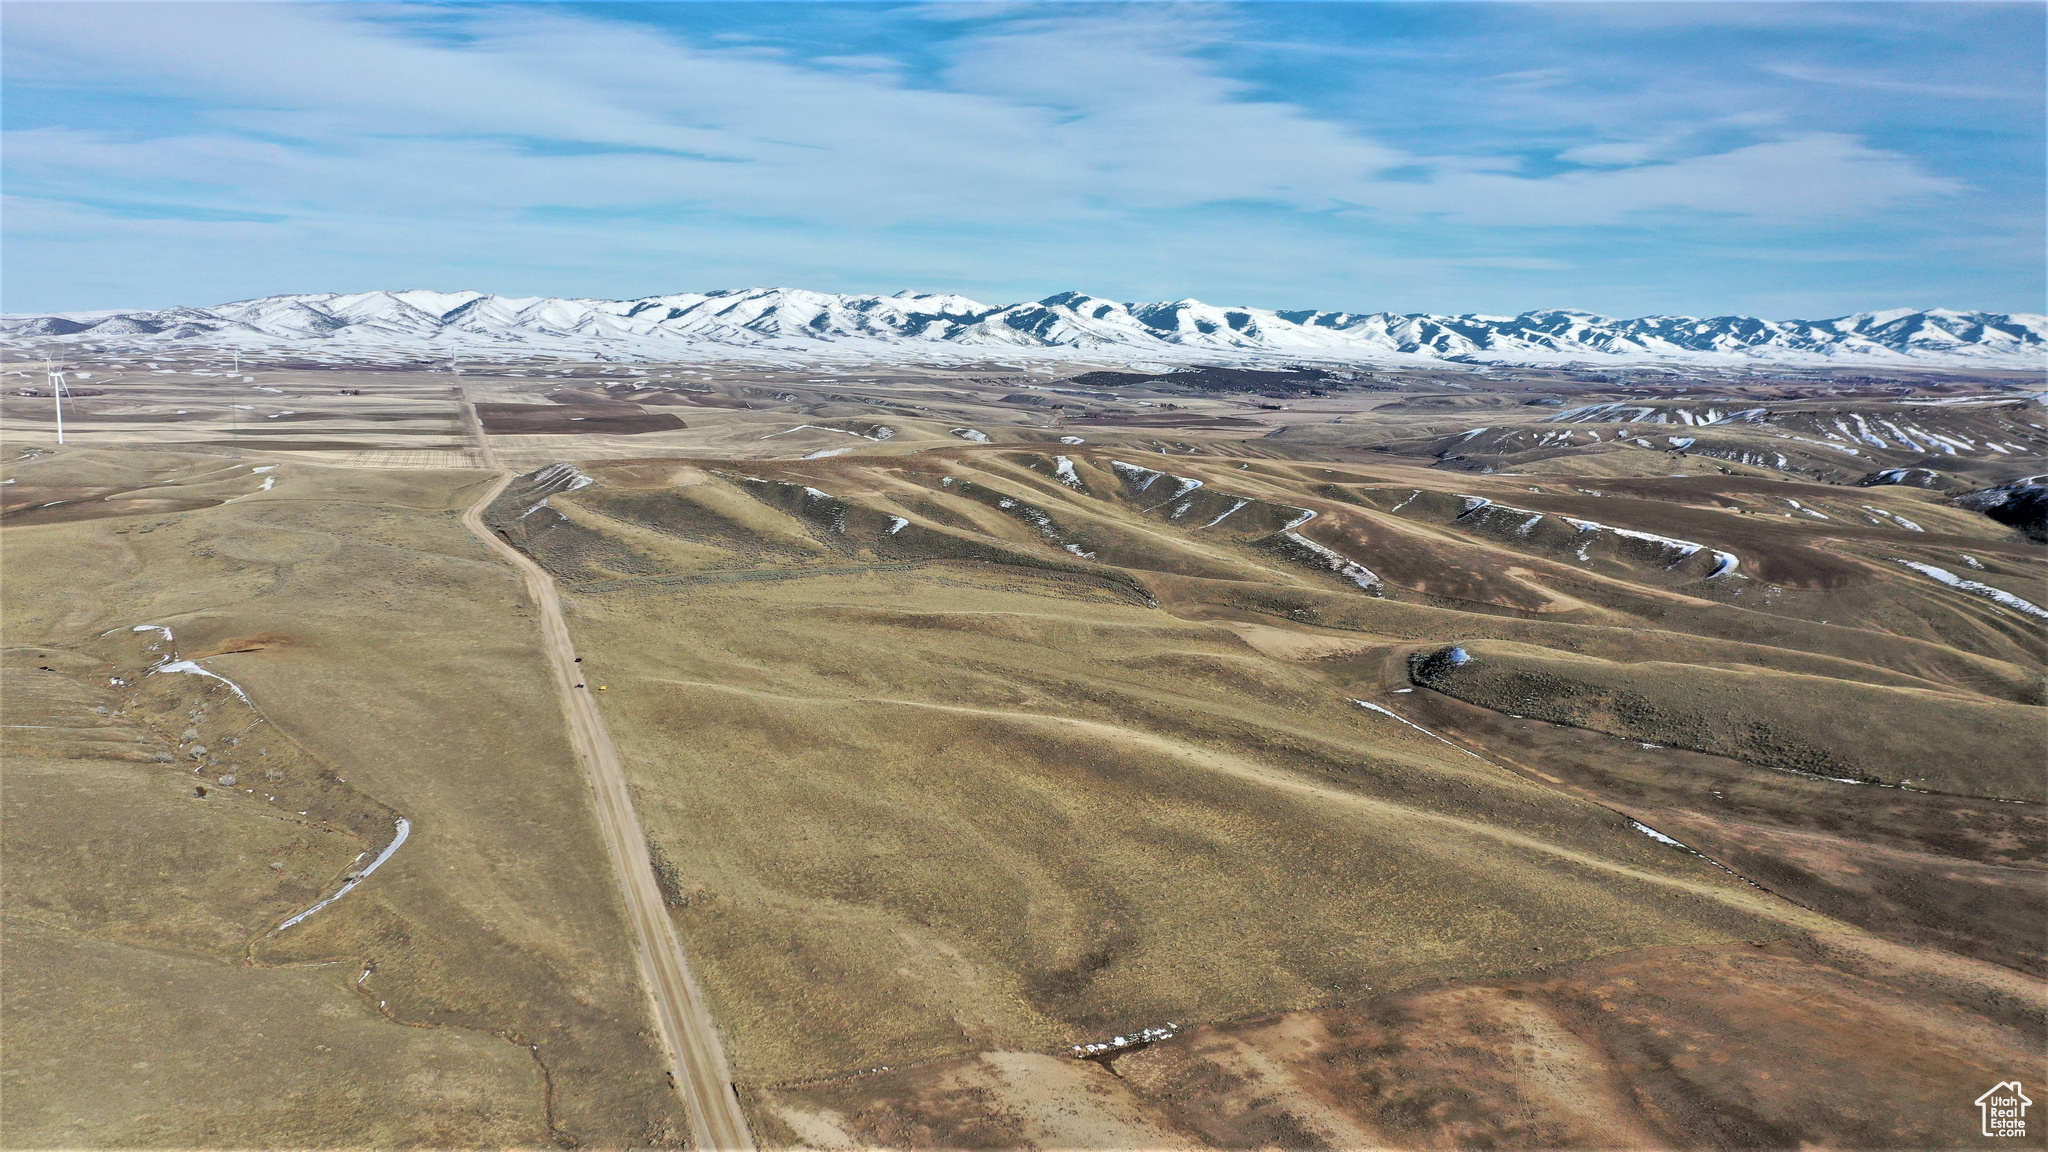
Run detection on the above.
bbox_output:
[3,2,2042,317]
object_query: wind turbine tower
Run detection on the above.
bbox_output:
[45,357,68,445]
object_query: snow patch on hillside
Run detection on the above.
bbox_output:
[1894,559,2048,618]
[8,288,2040,369]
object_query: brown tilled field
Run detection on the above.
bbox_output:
[3,353,2043,1149]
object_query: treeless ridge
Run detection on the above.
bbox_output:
[462,469,756,1152]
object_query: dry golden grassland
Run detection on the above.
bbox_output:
[487,436,2042,1145]
[2,449,680,1148]
[575,569,1822,1082]
[4,355,2043,1150]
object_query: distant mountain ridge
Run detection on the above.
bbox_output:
[6,287,2043,367]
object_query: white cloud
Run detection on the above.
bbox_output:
[1533,133,1963,219]
[7,1,2023,316]
[2,3,1964,232]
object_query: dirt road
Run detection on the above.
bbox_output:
[462,470,755,1151]
[455,383,498,469]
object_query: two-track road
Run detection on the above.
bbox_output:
[462,469,755,1151]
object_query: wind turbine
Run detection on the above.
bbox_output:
[45,357,68,445]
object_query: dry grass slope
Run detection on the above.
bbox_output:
[2,450,682,1149]
[5,355,2041,1150]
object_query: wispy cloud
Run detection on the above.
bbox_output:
[1,1,2038,316]
[1764,62,2023,100]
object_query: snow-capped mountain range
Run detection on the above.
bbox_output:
[5,288,2043,368]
